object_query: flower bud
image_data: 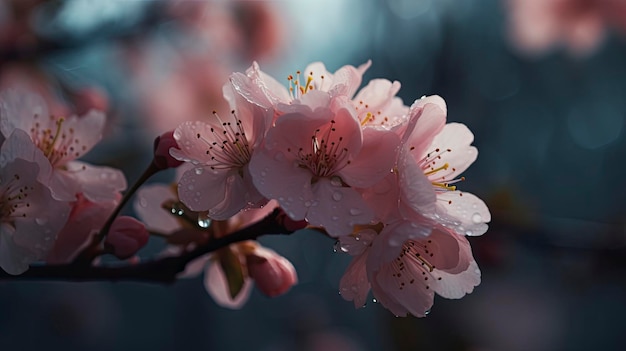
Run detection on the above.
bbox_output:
[105,216,149,259]
[153,131,183,169]
[246,248,297,297]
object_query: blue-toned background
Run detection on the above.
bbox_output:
[1,0,626,350]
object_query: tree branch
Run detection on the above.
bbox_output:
[0,209,300,283]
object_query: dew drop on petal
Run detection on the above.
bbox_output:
[349,208,362,216]
[471,213,482,224]
[465,230,474,236]
[139,197,147,207]
[274,152,285,161]
[304,201,312,207]
[372,298,378,303]
[332,192,343,201]
[330,177,342,187]
[35,217,48,225]
[194,168,203,175]
[187,184,195,191]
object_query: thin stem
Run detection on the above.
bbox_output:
[72,162,161,265]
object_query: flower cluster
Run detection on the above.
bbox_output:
[169,61,491,316]
[0,89,126,273]
[0,60,489,317]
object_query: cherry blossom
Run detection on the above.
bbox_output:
[0,89,126,203]
[397,96,491,237]
[0,130,70,274]
[249,90,400,237]
[340,224,480,317]
[230,60,409,129]
[170,82,273,220]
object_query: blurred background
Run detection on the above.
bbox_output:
[2,0,626,350]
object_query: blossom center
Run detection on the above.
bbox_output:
[286,70,325,99]
[0,173,32,222]
[391,239,442,291]
[289,120,349,179]
[29,115,86,167]
[414,147,465,192]
[197,111,252,171]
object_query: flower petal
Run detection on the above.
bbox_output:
[339,251,371,308]
[204,255,253,309]
[177,167,228,212]
[64,161,127,203]
[134,184,181,234]
[306,178,374,237]
[339,127,398,188]
[435,191,491,236]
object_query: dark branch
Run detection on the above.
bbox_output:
[0,209,301,283]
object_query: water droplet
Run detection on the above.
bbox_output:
[424,309,431,316]
[465,230,474,236]
[372,298,378,303]
[260,170,267,177]
[187,184,195,191]
[389,237,402,247]
[304,201,312,207]
[139,198,147,207]
[330,177,342,187]
[349,208,362,216]
[35,217,48,225]
[197,217,211,228]
[274,152,285,161]
[194,168,203,175]
[332,192,343,201]
[333,241,340,253]
[331,215,339,221]
[471,213,482,224]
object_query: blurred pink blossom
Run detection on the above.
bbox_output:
[0,130,71,274]
[0,89,126,203]
[507,0,626,56]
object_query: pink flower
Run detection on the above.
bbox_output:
[397,96,491,237]
[249,90,400,236]
[246,246,297,297]
[170,82,273,220]
[0,89,126,202]
[104,216,150,260]
[340,224,480,317]
[231,60,409,128]
[47,193,120,264]
[230,61,372,112]
[0,130,71,274]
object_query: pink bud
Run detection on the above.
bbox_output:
[105,216,149,259]
[153,131,183,169]
[247,248,297,297]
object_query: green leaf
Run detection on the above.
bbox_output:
[218,248,245,299]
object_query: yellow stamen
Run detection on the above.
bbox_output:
[360,112,373,126]
[45,118,64,158]
[424,162,449,176]
[431,182,456,191]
